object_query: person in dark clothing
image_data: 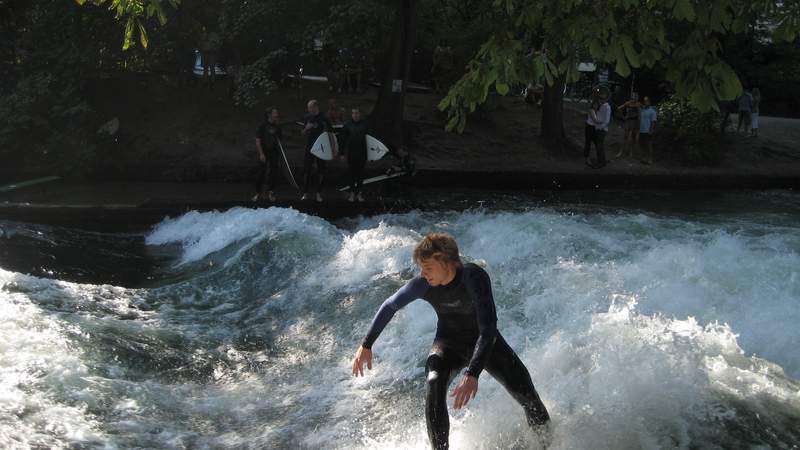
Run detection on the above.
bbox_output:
[584,99,600,166]
[352,233,550,450]
[253,107,283,202]
[301,99,332,202]
[340,108,369,202]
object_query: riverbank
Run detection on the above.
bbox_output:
[1,75,799,227]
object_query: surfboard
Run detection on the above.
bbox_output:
[366,135,389,161]
[310,132,338,161]
[277,139,299,190]
[338,171,407,191]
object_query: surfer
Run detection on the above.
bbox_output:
[301,99,332,202]
[340,107,368,202]
[352,233,550,449]
[253,107,282,202]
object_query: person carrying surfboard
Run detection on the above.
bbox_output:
[301,99,332,202]
[340,107,369,202]
[352,233,551,449]
[253,107,283,202]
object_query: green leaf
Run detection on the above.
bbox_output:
[689,83,717,112]
[710,64,741,100]
[495,82,510,96]
[621,37,640,68]
[138,21,148,49]
[615,57,631,78]
[673,0,696,22]
[589,39,604,59]
[122,17,134,50]
[75,0,88,5]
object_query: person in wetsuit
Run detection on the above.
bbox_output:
[252,107,282,202]
[340,107,368,202]
[301,99,332,202]
[352,233,550,449]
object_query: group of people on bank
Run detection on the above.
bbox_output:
[584,88,658,169]
[253,98,373,203]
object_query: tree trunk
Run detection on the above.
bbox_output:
[541,76,567,148]
[369,0,417,148]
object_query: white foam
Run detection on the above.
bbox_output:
[146,207,338,266]
[3,203,800,449]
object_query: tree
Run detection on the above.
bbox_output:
[369,0,418,147]
[439,0,800,147]
[75,0,180,50]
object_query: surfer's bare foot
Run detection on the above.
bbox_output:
[348,192,355,202]
[268,191,276,202]
[614,152,623,158]
[300,193,308,201]
[316,193,323,202]
[251,193,260,202]
[357,193,365,203]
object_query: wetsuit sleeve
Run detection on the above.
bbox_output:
[464,266,498,378]
[361,276,429,349]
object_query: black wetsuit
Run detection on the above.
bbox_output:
[302,112,332,194]
[255,120,283,192]
[340,119,368,195]
[362,263,550,450]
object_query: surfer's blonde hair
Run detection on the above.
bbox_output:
[414,233,462,268]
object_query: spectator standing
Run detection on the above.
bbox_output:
[252,107,283,202]
[584,99,599,167]
[751,88,761,138]
[737,89,753,135]
[301,99,332,202]
[590,90,612,169]
[340,108,369,202]
[638,96,657,165]
[616,92,642,159]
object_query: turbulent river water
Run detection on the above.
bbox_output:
[1,191,799,449]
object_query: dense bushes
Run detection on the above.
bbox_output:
[657,95,726,166]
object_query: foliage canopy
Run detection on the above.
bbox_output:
[439,0,800,132]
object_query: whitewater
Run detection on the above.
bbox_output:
[1,197,799,449]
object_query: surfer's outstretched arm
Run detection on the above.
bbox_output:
[352,276,429,376]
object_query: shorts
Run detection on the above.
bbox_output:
[624,119,639,132]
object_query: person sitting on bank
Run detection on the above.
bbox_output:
[340,107,369,202]
[252,107,282,202]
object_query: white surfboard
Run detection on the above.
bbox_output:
[339,171,407,191]
[277,139,299,190]
[366,135,389,161]
[310,132,338,161]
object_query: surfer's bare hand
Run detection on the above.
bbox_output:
[352,346,373,377]
[450,375,478,409]
[259,153,266,162]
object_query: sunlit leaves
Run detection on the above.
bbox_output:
[74,0,178,50]
[441,0,800,131]
[673,0,696,22]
